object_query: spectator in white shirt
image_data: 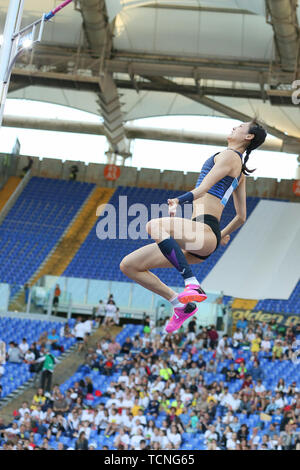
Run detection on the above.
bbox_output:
[4,422,20,438]
[83,317,93,336]
[31,405,44,421]
[159,429,170,449]
[24,348,35,364]
[259,434,273,450]
[216,335,229,360]
[132,410,147,427]
[130,419,144,437]
[250,427,261,447]
[18,402,30,419]
[224,392,241,412]
[245,328,256,343]
[130,428,144,449]
[222,410,235,425]
[18,338,29,357]
[103,300,118,327]
[114,427,130,450]
[224,345,234,360]
[96,300,105,321]
[96,409,109,433]
[226,432,240,450]
[105,393,120,409]
[81,408,95,424]
[123,412,135,431]
[67,409,80,436]
[166,424,182,449]
[118,371,130,387]
[78,421,91,440]
[19,411,31,426]
[144,421,155,441]
[73,317,87,352]
[104,408,122,437]
[261,337,272,353]
[120,394,134,413]
[233,329,243,348]
[151,427,162,446]
[255,379,266,395]
[204,425,219,445]
[274,392,286,410]
[94,404,105,425]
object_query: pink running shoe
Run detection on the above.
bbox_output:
[177,284,207,304]
[165,302,198,334]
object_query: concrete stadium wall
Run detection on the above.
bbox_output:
[137,168,161,188]
[275,179,296,200]
[61,160,87,182]
[115,166,138,187]
[39,158,63,179]
[4,153,300,202]
[16,155,41,176]
[0,154,18,190]
[185,172,198,190]
[85,163,98,184]
[160,170,185,190]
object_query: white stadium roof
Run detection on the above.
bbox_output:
[0,0,300,155]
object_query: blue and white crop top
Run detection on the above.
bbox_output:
[196,149,243,206]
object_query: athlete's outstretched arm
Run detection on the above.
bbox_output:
[220,173,247,241]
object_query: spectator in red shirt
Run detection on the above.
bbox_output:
[207,326,219,349]
[241,375,253,390]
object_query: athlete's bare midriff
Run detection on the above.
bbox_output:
[192,193,224,221]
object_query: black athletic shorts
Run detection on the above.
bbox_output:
[187,214,221,260]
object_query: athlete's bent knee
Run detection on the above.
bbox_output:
[120,255,135,275]
[146,218,161,237]
[146,219,153,235]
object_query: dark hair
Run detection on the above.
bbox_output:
[242,120,267,176]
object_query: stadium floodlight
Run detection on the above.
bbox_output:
[21,36,33,49]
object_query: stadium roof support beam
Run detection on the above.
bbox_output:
[77,0,109,57]
[2,115,286,153]
[266,0,300,73]
[11,66,299,107]
[9,68,265,100]
[76,0,130,158]
[143,75,300,154]
[12,45,295,85]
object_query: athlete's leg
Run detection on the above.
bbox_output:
[146,217,217,303]
[146,216,217,260]
[120,241,204,301]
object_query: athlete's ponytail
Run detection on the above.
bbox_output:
[242,120,267,176]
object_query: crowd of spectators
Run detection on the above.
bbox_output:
[0,308,299,451]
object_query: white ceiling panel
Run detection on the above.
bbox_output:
[114,7,274,61]
[0,0,299,140]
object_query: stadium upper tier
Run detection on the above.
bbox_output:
[0,177,94,298]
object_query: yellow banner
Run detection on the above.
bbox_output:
[232,299,258,310]
[232,308,300,327]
